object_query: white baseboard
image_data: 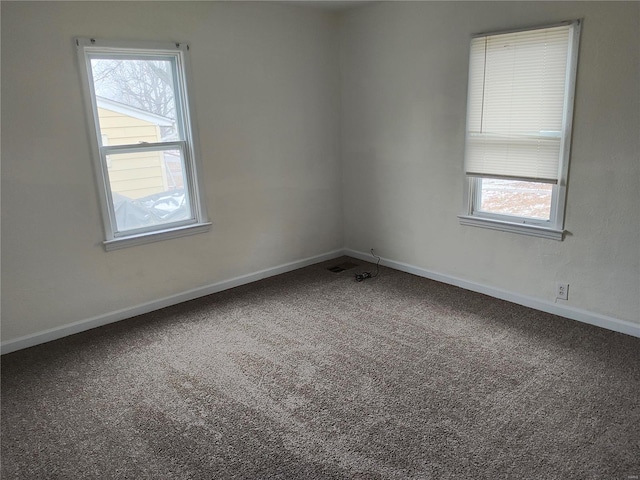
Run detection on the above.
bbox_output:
[3,247,637,355]
[0,249,344,355]
[345,248,640,339]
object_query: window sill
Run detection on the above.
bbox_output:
[458,215,564,240]
[103,222,212,251]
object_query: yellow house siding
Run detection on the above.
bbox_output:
[108,156,166,199]
[98,107,167,199]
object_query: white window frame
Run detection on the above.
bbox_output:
[76,38,210,251]
[458,21,581,241]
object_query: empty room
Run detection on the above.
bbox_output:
[1,1,639,478]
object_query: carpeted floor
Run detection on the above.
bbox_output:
[2,257,639,479]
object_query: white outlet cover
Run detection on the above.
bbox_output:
[556,283,569,300]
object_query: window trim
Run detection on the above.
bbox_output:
[459,20,581,240]
[76,37,210,250]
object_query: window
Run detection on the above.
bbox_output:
[76,38,209,250]
[459,21,581,240]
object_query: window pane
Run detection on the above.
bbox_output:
[479,178,552,220]
[90,58,179,145]
[105,149,192,233]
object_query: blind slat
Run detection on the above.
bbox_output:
[464,24,572,182]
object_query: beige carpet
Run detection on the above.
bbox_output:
[2,257,639,479]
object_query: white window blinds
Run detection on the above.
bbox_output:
[464,24,575,183]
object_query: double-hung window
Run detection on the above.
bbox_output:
[76,38,209,250]
[459,21,581,240]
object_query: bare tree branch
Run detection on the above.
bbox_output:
[92,59,176,119]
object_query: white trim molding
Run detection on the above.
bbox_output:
[103,222,212,251]
[345,248,640,339]
[458,215,565,241]
[0,249,344,355]
[3,247,637,355]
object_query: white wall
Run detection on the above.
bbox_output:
[340,2,639,324]
[1,2,343,342]
[2,1,638,349]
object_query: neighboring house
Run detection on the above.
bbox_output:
[96,96,178,199]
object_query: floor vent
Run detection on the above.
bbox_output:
[327,262,359,273]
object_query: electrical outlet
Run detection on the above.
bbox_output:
[556,283,569,300]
